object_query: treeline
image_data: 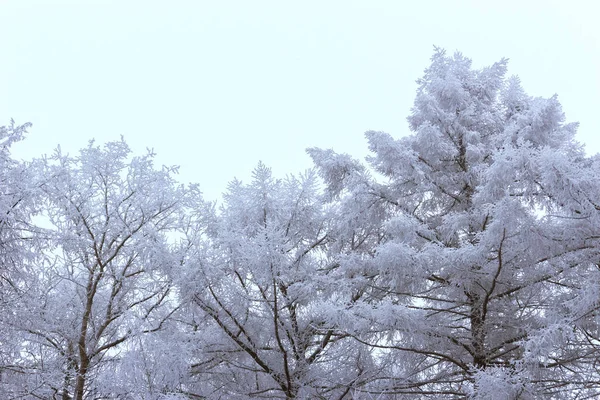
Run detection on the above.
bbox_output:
[1,50,600,399]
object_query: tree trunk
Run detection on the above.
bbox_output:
[74,273,96,400]
[73,356,89,400]
[470,293,487,369]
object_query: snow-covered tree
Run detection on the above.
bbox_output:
[178,163,372,399]
[0,120,42,394]
[9,139,185,399]
[309,49,600,398]
[0,120,35,290]
[3,48,600,400]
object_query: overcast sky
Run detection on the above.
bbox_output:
[2,0,598,200]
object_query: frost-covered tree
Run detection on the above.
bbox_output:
[3,48,600,400]
[0,121,35,290]
[0,120,42,393]
[178,163,372,399]
[309,49,600,398]
[9,140,185,399]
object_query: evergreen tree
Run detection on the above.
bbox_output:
[309,49,600,398]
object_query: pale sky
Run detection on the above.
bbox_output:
[2,0,599,200]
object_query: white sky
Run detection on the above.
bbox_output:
[2,0,599,200]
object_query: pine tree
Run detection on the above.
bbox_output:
[309,49,600,398]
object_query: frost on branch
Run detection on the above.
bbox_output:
[3,48,600,399]
[310,48,600,398]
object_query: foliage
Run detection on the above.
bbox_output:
[309,49,600,398]
[2,49,600,399]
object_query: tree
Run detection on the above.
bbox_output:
[0,120,34,292]
[10,139,185,399]
[3,48,600,400]
[0,120,43,395]
[309,49,600,398]
[179,163,372,399]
